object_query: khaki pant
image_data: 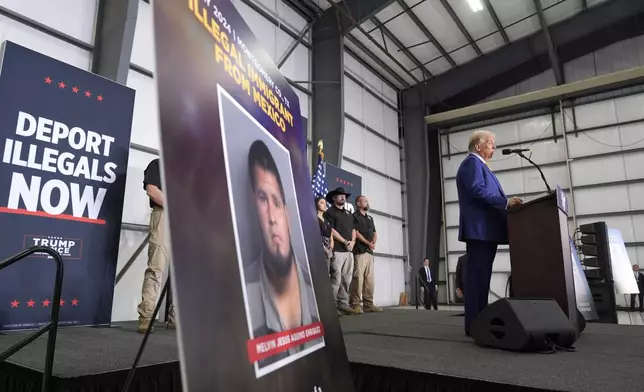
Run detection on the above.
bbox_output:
[350,252,375,308]
[137,207,175,324]
[333,251,353,309]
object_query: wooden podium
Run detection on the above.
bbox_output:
[507,186,579,331]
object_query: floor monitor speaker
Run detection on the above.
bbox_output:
[471,298,578,352]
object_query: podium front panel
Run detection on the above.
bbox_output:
[507,194,577,330]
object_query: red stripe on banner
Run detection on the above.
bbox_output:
[246,322,324,364]
[0,208,106,225]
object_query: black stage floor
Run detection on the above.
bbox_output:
[1,309,643,392]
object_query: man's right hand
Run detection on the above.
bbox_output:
[508,197,522,208]
[456,288,463,298]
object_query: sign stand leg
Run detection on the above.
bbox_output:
[120,278,171,392]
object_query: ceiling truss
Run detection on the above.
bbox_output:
[283,0,644,113]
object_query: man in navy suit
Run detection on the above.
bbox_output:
[456,130,522,336]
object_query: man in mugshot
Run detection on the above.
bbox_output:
[245,140,321,367]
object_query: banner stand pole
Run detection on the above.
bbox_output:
[120,278,171,392]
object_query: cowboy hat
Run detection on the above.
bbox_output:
[326,187,351,203]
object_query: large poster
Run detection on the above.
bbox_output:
[153,0,354,390]
[0,41,134,330]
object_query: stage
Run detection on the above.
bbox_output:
[1,309,643,392]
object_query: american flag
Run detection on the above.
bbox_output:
[311,151,328,199]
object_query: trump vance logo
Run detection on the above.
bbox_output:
[23,235,83,259]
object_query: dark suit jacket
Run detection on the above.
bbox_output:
[455,254,468,291]
[418,266,436,289]
[636,272,644,290]
[456,154,509,244]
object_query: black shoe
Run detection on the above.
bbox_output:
[465,330,471,337]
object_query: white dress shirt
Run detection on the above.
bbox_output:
[470,152,487,165]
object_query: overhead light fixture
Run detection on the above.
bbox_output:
[466,0,484,12]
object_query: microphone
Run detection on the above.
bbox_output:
[502,148,531,155]
[500,148,552,193]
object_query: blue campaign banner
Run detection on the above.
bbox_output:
[326,163,362,211]
[0,41,135,330]
[154,0,354,390]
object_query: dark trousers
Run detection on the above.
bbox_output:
[464,240,498,333]
[422,282,438,310]
[631,292,644,310]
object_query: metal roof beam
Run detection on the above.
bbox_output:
[345,33,410,87]
[534,0,564,85]
[92,0,139,84]
[425,64,644,126]
[324,0,419,84]
[281,0,318,21]
[440,0,482,56]
[395,0,457,67]
[482,0,509,44]
[318,0,398,34]
[420,0,644,112]
[371,16,433,79]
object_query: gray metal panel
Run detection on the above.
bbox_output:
[344,46,400,92]
[401,84,428,304]
[345,33,410,87]
[311,10,345,167]
[92,0,139,83]
[0,5,93,51]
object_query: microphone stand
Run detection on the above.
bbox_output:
[516,151,552,194]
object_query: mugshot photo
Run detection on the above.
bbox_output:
[216,86,325,378]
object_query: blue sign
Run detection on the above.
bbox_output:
[556,185,568,216]
[326,163,363,210]
[0,41,135,330]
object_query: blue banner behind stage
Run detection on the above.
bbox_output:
[326,163,362,211]
[0,42,135,331]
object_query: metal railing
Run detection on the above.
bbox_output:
[115,234,150,285]
[0,246,64,392]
